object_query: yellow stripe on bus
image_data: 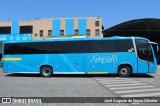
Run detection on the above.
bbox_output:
[2,58,22,61]
[88,72,108,74]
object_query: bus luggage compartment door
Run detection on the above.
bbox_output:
[68,56,85,74]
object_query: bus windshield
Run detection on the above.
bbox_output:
[136,40,154,62]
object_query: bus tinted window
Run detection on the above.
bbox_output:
[94,40,134,52]
[4,40,134,54]
[4,41,94,54]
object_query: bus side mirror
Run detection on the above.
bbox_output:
[148,42,159,52]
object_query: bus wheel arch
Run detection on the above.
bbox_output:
[118,64,132,77]
[40,65,53,77]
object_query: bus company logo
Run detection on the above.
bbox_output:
[90,55,118,64]
[2,98,11,103]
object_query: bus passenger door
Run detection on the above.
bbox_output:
[68,56,85,74]
[148,44,155,73]
[137,47,154,73]
[136,40,154,73]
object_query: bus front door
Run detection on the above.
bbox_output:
[137,42,154,73]
[68,56,85,74]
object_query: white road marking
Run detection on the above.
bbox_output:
[109,85,155,90]
[115,88,160,94]
[104,83,147,87]
[96,79,133,82]
[100,81,140,84]
[96,78,129,80]
[95,78,160,98]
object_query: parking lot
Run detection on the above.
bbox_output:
[0,66,160,106]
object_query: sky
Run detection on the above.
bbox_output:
[0,0,160,29]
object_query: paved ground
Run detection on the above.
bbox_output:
[0,66,160,106]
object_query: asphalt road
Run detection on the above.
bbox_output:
[0,66,160,106]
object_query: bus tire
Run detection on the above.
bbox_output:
[118,66,131,77]
[40,66,53,77]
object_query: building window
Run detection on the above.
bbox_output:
[75,29,79,35]
[34,34,37,37]
[0,26,11,34]
[20,26,33,34]
[95,29,100,36]
[86,29,90,36]
[40,30,43,37]
[60,30,64,36]
[48,30,52,36]
[95,21,100,27]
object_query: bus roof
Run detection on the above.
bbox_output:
[3,36,150,43]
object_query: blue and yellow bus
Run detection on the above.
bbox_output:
[1,36,159,77]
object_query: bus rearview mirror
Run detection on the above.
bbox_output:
[148,42,159,52]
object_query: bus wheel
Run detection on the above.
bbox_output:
[40,66,53,77]
[118,66,131,77]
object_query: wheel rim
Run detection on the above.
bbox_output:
[120,68,127,75]
[43,68,50,76]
